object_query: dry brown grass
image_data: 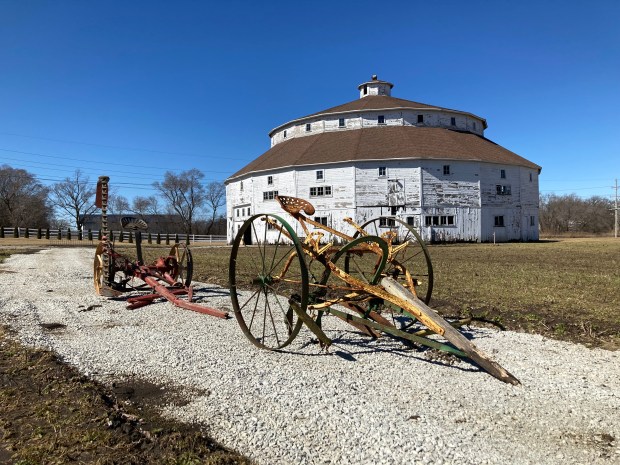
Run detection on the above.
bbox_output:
[190,238,620,350]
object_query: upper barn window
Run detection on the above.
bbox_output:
[338,118,345,128]
[378,115,385,124]
[316,170,324,181]
[379,166,387,177]
[443,165,451,175]
[417,114,424,123]
[305,123,311,132]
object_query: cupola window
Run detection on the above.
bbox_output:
[283,130,287,138]
[305,123,311,132]
[338,118,345,128]
[378,115,385,124]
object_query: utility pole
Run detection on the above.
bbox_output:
[615,179,618,238]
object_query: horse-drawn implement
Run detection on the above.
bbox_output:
[93,176,228,319]
[229,195,520,385]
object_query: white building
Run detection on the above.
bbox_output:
[226,76,541,243]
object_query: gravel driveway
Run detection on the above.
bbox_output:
[1,247,618,465]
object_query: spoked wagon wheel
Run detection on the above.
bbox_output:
[168,243,193,287]
[230,214,307,350]
[93,242,106,295]
[354,217,433,304]
[348,217,433,330]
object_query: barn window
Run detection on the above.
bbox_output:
[443,165,451,175]
[496,185,511,195]
[306,123,311,132]
[314,216,328,226]
[390,206,397,215]
[267,176,273,185]
[283,130,287,138]
[379,166,387,177]
[240,181,243,191]
[407,216,415,226]
[236,209,239,217]
[530,215,535,226]
[494,216,505,227]
[500,169,506,179]
[417,114,424,123]
[451,117,456,126]
[309,186,332,197]
[363,84,368,95]
[379,217,396,227]
[267,222,276,230]
[530,172,533,182]
[263,190,278,201]
[473,122,477,130]
[378,115,385,124]
[316,170,324,181]
[338,118,345,128]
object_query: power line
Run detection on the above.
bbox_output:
[0,131,249,161]
[0,147,237,174]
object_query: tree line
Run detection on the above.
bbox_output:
[0,165,226,236]
[539,193,616,234]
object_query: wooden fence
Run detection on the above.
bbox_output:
[0,227,226,245]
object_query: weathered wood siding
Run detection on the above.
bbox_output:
[227,159,539,244]
[270,110,485,146]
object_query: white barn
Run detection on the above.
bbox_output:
[225,76,541,243]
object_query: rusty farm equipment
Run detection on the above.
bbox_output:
[93,176,228,319]
[229,195,519,385]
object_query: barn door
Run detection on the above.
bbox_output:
[388,179,405,206]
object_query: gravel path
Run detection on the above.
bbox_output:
[1,247,619,465]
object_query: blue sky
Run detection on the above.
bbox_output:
[0,0,618,204]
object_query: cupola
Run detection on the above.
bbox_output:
[358,75,394,98]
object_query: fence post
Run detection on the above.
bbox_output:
[174,233,179,244]
[165,234,170,245]
[88,229,93,241]
[37,228,42,239]
[156,233,161,244]
[148,232,152,244]
[67,228,72,241]
[24,228,30,239]
[128,232,133,243]
[78,230,83,241]
[45,228,50,240]
[57,229,61,240]
[0,226,4,239]
[13,227,19,238]
[118,231,124,242]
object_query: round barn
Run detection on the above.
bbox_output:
[225,76,541,243]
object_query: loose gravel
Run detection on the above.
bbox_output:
[1,247,619,465]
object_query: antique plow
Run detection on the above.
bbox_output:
[229,195,519,385]
[93,176,228,318]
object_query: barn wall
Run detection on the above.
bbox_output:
[227,159,539,243]
[269,109,485,146]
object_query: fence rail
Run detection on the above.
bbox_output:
[0,227,226,244]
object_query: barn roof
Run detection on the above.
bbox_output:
[227,126,541,181]
[268,95,488,136]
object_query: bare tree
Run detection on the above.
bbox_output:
[131,195,160,218]
[204,181,226,234]
[153,169,206,236]
[108,194,130,215]
[539,193,613,234]
[0,165,51,227]
[49,170,97,230]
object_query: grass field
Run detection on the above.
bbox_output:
[188,238,620,350]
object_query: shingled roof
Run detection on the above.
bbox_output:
[227,126,541,181]
[269,95,488,136]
